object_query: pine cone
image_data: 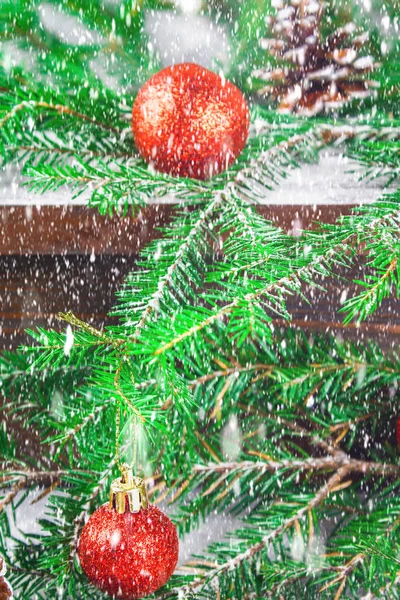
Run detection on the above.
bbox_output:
[255,0,379,115]
[0,556,12,600]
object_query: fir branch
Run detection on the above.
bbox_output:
[162,468,349,599]
[126,194,223,342]
[0,100,121,133]
[0,478,27,513]
[192,457,400,479]
[23,158,211,213]
[150,245,340,356]
[0,469,79,485]
[58,311,124,350]
[110,124,322,342]
[0,352,89,387]
[379,572,400,598]
[0,61,129,135]
[348,139,400,186]
[0,470,87,513]
[332,194,400,323]
[0,128,137,171]
[66,458,116,574]
[48,402,109,454]
[167,393,399,537]
[133,186,400,356]
[341,256,399,323]
[24,327,109,371]
[318,493,400,598]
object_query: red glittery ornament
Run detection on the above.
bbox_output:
[132,62,250,180]
[78,469,178,599]
[0,555,12,600]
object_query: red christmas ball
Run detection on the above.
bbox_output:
[132,62,250,180]
[0,555,12,600]
[78,503,179,599]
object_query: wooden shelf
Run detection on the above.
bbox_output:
[0,205,173,255]
[1,152,388,255]
[0,203,354,255]
[0,200,398,352]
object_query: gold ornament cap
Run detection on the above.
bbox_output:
[109,464,148,514]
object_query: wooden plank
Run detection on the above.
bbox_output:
[0,197,397,351]
[0,204,351,255]
[0,205,174,255]
[0,254,398,351]
[0,255,128,350]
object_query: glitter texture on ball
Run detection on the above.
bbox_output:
[78,503,179,599]
[132,62,250,180]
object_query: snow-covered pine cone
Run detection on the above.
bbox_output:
[254,0,379,115]
[0,556,12,600]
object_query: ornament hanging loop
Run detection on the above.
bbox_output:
[114,361,141,476]
[109,464,148,514]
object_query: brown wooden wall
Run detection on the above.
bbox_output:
[0,204,399,351]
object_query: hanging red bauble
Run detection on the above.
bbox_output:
[132,62,250,180]
[78,466,179,599]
